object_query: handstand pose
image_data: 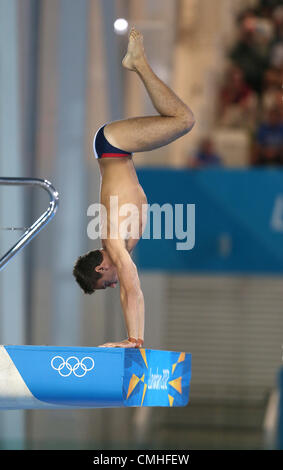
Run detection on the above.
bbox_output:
[73,27,195,348]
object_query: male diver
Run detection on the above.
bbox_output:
[73,27,195,348]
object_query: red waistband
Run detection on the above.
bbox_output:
[101,153,131,158]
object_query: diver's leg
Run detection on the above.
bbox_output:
[104,27,195,153]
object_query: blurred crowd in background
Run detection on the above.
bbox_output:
[191,0,283,168]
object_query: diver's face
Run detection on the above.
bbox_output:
[94,250,118,289]
[95,270,118,289]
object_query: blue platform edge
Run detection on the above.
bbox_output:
[5,346,191,408]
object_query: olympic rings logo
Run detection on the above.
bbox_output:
[51,356,95,378]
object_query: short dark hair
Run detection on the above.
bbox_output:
[73,250,103,294]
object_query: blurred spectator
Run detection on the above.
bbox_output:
[272,5,283,42]
[253,17,274,58]
[269,41,283,68]
[216,1,283,168]
[268,6,283,69]
[218,64,258,130]
[229,9,271,93]
[262,68,282,112]
[191,137,223,168]
[256,0,283,20]
[251,105,283,166]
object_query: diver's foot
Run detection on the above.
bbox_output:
[122,27,146,71]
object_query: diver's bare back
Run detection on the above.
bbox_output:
[98,156,148,252]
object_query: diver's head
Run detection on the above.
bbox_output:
[73,249,118,294]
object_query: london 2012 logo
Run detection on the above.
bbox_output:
[51,355,95,377]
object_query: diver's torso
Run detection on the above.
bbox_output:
[98,158,148,252]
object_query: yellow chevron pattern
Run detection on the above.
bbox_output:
[172,352,186,374]
[168,376,182,394]
[126,351,186,406]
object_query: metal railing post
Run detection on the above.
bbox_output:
[0,177,59,271]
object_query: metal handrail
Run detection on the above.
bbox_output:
[0,177,59,271]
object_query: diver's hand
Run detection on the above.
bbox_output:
[98,339,137,348]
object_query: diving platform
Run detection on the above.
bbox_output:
[0,345,191,409]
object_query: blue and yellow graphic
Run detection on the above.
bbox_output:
[3,345,191,409]
[123,349,191,407]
